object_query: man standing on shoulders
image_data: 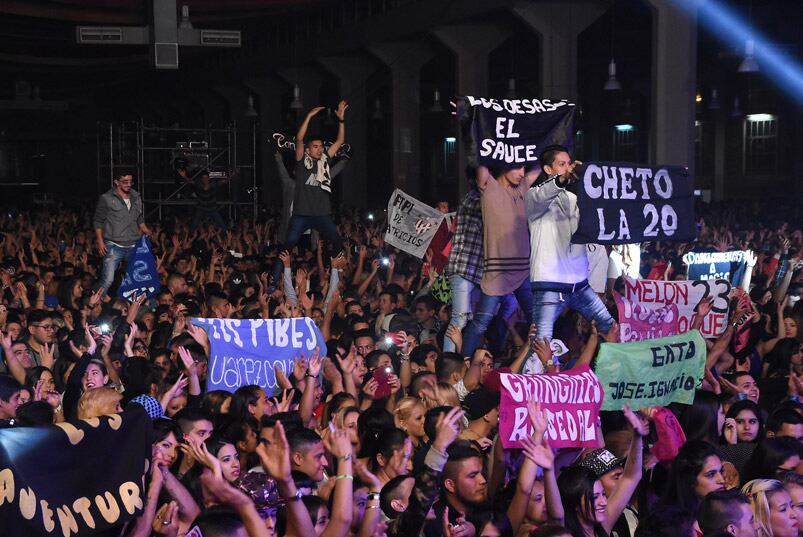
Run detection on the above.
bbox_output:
[272,101,348,284]
[93,168,152,294]
[525,145,614,372]
[286,100,348,254]
[460,164,537,358]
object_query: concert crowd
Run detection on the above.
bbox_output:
[0,104,802,537]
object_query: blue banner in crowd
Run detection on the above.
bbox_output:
[191,317,325,393]
[682,250,748,285]
[117,236,160,299]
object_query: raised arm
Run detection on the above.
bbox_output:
[603,406,645,534]
[256,422,316,537]
[326,101,348,158]
[524,165,542,188]
[507,402,558,531]
[295,107,325,162]
[476,165,491,191]
[320,426,354,537]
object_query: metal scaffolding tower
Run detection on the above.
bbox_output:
[97,119,258,222]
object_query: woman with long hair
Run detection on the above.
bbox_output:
[661,440,725,513]
[557,406,646,537]
[393,396,427,448]
[742,479,799,537]
[676,390,726,444]
[366,427,411,486]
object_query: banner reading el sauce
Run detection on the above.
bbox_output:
[385,189,446,258]
[571,162,696,245]
[499,366,603,449]
[192,317,325,393]
[614,292,679,342]
[623,276,731,338]
[595,330,706,411]
[0,408,151,537]
[457,96,576,167]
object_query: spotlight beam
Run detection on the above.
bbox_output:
[673,0,803,106]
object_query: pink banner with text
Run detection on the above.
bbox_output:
[499,366,603,449]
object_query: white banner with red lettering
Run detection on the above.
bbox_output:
[623,276,731,338]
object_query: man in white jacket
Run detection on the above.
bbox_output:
[525,145,614,371]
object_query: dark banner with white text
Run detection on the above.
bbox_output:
[458,96,576,168]
[572,162,696,245]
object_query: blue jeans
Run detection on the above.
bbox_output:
[191,207,227,232]
[272,214,344,284]
[531,284,614,341]
[461,279,533,358]
[444,275,478,353]
[99,243,133,292]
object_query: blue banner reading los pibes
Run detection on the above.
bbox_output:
[571,162,696,245]
[191,317,325,393]
[457,96,576,167]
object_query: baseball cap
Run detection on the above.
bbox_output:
[576,448,625,477]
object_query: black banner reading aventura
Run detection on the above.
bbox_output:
[0,407,152,537]
[571,162,696,245]
[457,96,576,167]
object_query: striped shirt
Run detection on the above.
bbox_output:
[445,190,484,285]
[480,177,530,296]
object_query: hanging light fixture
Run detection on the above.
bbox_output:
[372,97,384,120]
[429,88,444,113]
[290,84,303,110]
[179,5,194,30]
[245,94,258,117]
[708,88,721,110]
[731,96,743,117]
[324,107,335,126]
[506,78,517,99]
[603,4,621,91]
[738,39,759,72]
[603,60,622,91]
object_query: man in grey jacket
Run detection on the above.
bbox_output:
[525,145,614,371]
[93,169,152,293]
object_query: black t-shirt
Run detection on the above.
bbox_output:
[293,154,332,216]
[194,181,219,209]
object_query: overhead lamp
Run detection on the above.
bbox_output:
[738,39,759,73]
[290,84,303,110]
[429,88,444,113]
[179,5,194,30]
[324,108,335,126]
[372,97,384,120]
[506,78,517,99]
[746,113,774,122]
[245,95,258,117]
[708,89,721,110]
[603,59,622,91]
[731,97,743,118]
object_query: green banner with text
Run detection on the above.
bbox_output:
[595,330,706,411]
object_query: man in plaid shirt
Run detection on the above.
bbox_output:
[443,179,483,353]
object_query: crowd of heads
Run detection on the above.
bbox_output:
[0,174,801,537]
